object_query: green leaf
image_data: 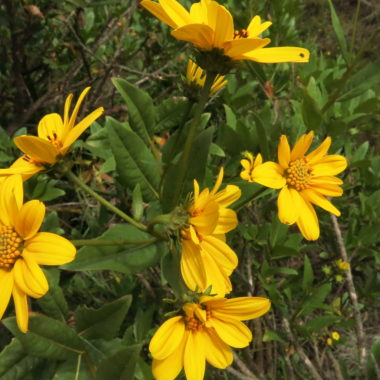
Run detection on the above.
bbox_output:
[155,97,190,133]
[75,295,132,340]
[326,0,349,63]
[302,90,323,132]
[224,104,237,130]
[37,269,68,322]
[252,113,269,160]
[304,315,340,332]
[134,307,154,343]
[298,283,332,317]
[2,314,85,360]
[263,330,287,344]
[107,120,160,201]
[161,250,187,299]
[62,224,163,273]
[161,126,214,212]
[0,338,42,380]
[96,345,141,380]
[54,355,92,380]
[112,78,155,145]
[302,255,314,291]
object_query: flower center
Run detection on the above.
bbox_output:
[0,225,23,269]
[285,158,313,191]
[234,29,249,39]
[46,131,63,149]
[185,307,212,331]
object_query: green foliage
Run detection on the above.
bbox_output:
[0,0,379,379]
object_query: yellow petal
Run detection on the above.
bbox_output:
[291,131,314,161]
[171,24,214,50]
[211,167,224,195]
[14,136,58,164]
[0,156,43,181]
[210,317,252,348]
[201,253,232,296]
[213,185,241,208]
[150,316,185,360]
[277,186,300,225]
[213,208,237,234]
[63,93,73,128]
[254,153,263,167]
[247,15,272,37]
[181,239,207,292]
[159,0,192,27]
[206,297,271,321]
[0,174,23,226]
[37,113,65,142]
[184,331,206,380]
[203,328,233,369]
[152,333,186,380]
[251,162,286,189]
[310,182,343,197]
[205,1,233,47]
[310,176,343,185]
[312,155,347,176]
[201,235,238,274]
[243,46,310,63]
[61,107,104,154]
[14,200,45,240]
[13,256,48,297]
[307,137,331,164]
[224,38,271,59]
[0,269,14,319]
[67,87,91,130]
[190,199,219,236]
[278,135,291,169]
[301,189,340,216]
[141,0,178,29]
[296,196,319,240]
[12,284,29,333]
[24,232,76,265]
[13,259,43,298]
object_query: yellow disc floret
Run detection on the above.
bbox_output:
[0,225,23,269]
[286,157,313,191]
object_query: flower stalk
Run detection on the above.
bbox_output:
[171,71,217,208]
[65,170,148,232]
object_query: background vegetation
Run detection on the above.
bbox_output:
[0,0,379,379]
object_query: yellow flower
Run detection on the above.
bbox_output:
[181,168,241,296]
[0,175,76,332]
[240,152,263,182]
[0,87,104,180]
[186,59,227,95]
[327,337,333,346]
[141,0,309,64]
[336,259,350,271]
[150,296,270,380]
[248,131,347,240]
[332,331,340,341]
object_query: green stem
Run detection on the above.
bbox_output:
[72,237,157,246]
[65,170,148,232]
[170,71,217,208]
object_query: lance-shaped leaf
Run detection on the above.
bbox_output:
[2,314,85,360]
[75,295,132,340]
[112,78,155,145]
[107,121,160,201]
[62,224,164,273]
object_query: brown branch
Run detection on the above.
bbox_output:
[330,214,367,369]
